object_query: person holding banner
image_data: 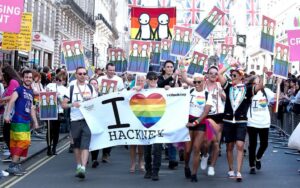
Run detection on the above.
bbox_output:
[5,70,39,176]
[217,59,263,182]
[157,60,180,170]
[181,73,213,182]
[62,67,97,179]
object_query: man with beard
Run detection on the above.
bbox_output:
[5,70,39,176]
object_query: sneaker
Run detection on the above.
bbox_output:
[1,170,9,177]
[92,160,99,168]
[249,167,256,174]
[190,174,198,182]
[151,172,159,181]
[227,170,235,178]
[75,167,85,179]
[236,172,243,182]
[184,167,191,179]
[256,159,261,170]
[207,166,215,176]
[6,164,23,176]
[17,164,27,175]
[2,156,12,163]
[200,154,209,170]
[144,171,152,179]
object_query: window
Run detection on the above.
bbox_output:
[251,64,254,69]
[39,3,45,32]
[256,65,260,70]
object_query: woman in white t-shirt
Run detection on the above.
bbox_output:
[182,73,213,182]
[246,76,275,175]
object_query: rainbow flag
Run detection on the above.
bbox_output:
[260,15,276,53]
[10,123,31,157]
[130,93,166,128]
[130,7,176,40]
[187,51,208,75]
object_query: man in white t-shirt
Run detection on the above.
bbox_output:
[96,63,124,163]
[62,67,97,180]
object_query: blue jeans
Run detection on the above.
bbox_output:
[168,144,177,161]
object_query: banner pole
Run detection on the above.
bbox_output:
[275,78,281,113]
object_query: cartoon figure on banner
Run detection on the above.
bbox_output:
[195,6,225,39]
[260,16,276,53]
[62,40,86,72]
[99,79,118,95]
[149,41,162,72]
[187,52,208,75]
[273,43,289,79]
[220,44,234,64]
[154,13,172,40]
[128,40,151,73]
[131,7,176,40]
[39,92,58,120]
[170,26,193,57]
[160,39,177,62]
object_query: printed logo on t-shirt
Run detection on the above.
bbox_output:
[196,96,205,105]
[258,99,268,108]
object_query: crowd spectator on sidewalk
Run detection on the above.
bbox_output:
[1,64,22,163]
[5,70,39,176]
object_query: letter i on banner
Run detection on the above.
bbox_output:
[194,6,225,40]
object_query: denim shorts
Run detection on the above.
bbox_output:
[223,122,247,143]
[70,119,91,149]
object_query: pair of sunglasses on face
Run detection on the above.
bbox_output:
[230,74,238,78]
[148,77,158,81]
[193,80,202,84]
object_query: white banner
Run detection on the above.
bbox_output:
[80,88,191,151]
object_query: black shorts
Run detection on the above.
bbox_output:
[188,117,206,132]
[70,119,91,149]
[207,113,224,124]
[222,122,247,143]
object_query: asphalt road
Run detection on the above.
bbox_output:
[1,130,300,188]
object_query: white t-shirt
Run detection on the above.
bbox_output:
[189,89,213,117]
[205,82,225,115]
[247,88,275,128]
[65,83,97,121]
[97,75,124,94]
[46,83,68,113]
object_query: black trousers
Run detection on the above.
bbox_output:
[46,117,61,149]
[247,126,269,167]
[3,122,11,148]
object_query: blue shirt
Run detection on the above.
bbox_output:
[12,86,34,124]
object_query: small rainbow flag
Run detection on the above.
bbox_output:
[130,93,166,128]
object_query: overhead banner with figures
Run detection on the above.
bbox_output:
[80,88,191,151]
[61,40,86,73]
[195,6,225,39]
[260,15,276,53]
[108,48,127,73]
[2,12,33,51]
[273,43,289,79]
[130,7,176,40]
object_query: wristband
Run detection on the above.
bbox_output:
[68,103,73,108]
[193,119,200,125]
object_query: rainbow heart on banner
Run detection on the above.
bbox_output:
[130,93,166,128]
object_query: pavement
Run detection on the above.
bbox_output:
[0,127,299,187]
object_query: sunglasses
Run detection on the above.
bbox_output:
[165,66,174,68]
[77,72,87,76]
[193,81,202,84]
[230,74,238,78]
[148,77,158,81]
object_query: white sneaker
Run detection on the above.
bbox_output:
[227,170,235,178]
[200,154,209,170]
[1,170,9,177]
[207,166,215,176]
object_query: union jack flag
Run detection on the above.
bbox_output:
[225,20,235,45]
[246,0,260,26]
[157,0,171,7]
[128,0,142,17]
[181,0,202,27]
[216,0,232,26]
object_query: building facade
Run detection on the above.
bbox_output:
[94,0,119,68]
[54,0,96,68]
